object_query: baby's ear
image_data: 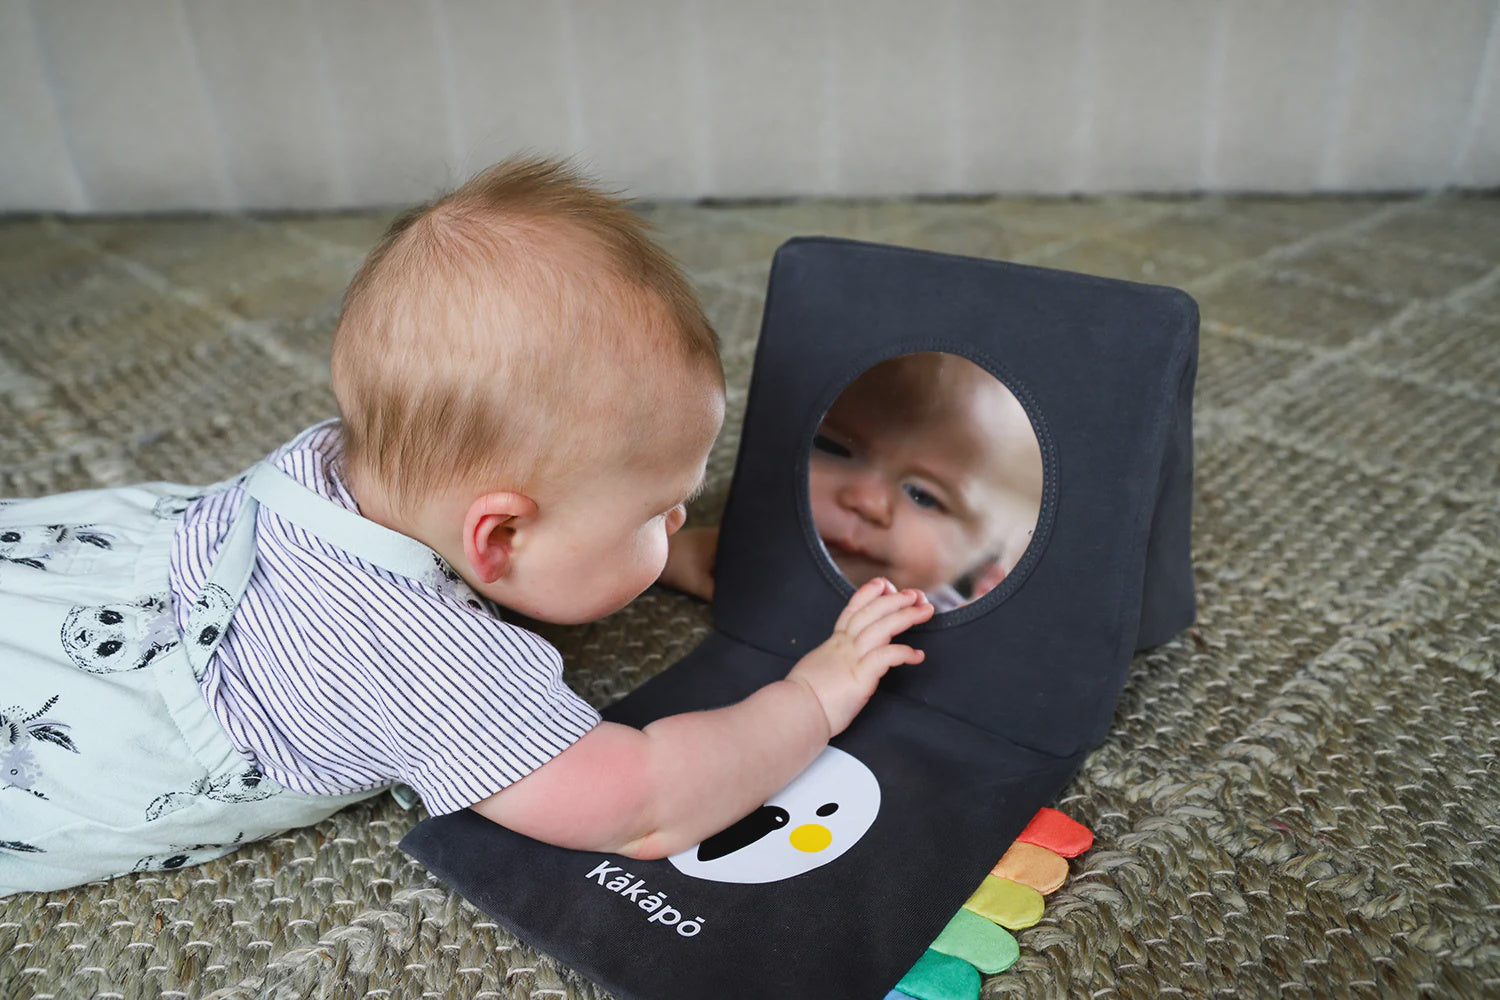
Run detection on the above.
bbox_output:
[463,491,538,583]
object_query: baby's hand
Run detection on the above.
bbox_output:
[659,526,719,602]
[788,578,933,736]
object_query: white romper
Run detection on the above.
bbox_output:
[1,424,599,897]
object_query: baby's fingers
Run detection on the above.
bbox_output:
[842,586,925,636]
[834,577,898,632]
[851,597,935,656]
[862,642,926,677]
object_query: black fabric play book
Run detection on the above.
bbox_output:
[402,237,1199,999]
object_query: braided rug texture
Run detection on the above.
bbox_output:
[1,194,1496,999]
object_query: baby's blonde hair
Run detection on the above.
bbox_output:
[331,156,721,513]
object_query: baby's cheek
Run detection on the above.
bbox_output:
[902,521,966,587]
[634,527,671,579]
[942,531,985,581]
[653,530,675,573]
[807,465,839,502]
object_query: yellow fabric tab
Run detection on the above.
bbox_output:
[962,875,1045,930]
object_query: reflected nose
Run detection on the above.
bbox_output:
[837,472,892,527]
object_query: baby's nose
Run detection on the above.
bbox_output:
[839,473,893,526]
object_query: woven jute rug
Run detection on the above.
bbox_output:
[2,193,1496,999]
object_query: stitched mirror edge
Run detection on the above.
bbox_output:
[797,342,1058,631]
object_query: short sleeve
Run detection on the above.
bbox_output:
[221,538,600,814]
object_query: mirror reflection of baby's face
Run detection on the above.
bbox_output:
[808,353,1042,605]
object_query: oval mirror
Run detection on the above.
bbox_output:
[807,352,1043,613]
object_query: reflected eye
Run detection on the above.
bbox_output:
[903,483,945,511]
[812,434,851,458]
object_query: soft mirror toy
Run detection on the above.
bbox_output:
[400,237,1199,999]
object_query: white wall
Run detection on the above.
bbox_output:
[2,0,1497,212]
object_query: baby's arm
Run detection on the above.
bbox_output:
[471,577,932,859]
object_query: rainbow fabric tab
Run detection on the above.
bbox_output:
[963,875,1044,929]
[1016,806,1094,857]
[930,909,1019,973]
[991,840,1069,894]
[887,807,1094,1000]
[889,949,979,1000]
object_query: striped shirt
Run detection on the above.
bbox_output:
[167,424,601,815]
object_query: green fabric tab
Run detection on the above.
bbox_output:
[893,949,981,1000]
[931,908,1021,974]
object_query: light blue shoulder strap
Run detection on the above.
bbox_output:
[180,479,262,679]
[241,461,442,582]
[179,457,447,679]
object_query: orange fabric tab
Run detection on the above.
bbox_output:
[991,840,1069,894]
[1014,807,1094,858]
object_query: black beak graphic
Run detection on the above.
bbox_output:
[696,805,789,862]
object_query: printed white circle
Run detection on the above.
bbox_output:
[668,746,880,884]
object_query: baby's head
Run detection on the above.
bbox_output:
[808,352,1043,605]
[332,156,724,623]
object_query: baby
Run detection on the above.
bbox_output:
[807,352,1044,610]
[668,352,1043,612]
[0,157,932,897]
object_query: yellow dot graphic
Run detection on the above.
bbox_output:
[789,823,832,853]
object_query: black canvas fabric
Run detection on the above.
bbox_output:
[400,237,1199,999]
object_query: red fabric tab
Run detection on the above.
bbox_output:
[1014,807,1093,858]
